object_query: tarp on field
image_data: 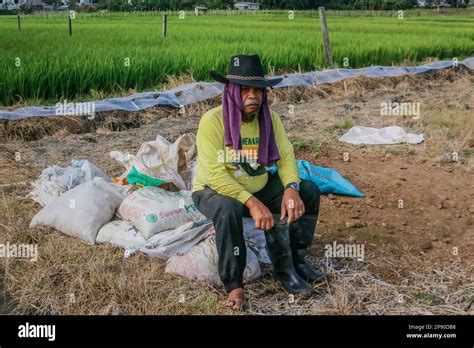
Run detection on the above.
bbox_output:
[1,57,472,120]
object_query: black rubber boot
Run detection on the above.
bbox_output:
[264,214,314,295]
[289,215,327,283]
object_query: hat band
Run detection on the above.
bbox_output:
[226,74,265,81]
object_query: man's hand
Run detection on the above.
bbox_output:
[245,196,274,231]
[281,188,305,224]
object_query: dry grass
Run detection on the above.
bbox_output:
[0,66,473,315]
[246,256,473,315]
[1,189,472,315]
[422,108,474,169]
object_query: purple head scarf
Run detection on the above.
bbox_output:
[222,81,280,167]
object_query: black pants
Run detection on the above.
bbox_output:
[191,173,321,292]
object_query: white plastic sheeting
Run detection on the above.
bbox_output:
[111,133,196,191]
[2,58,472,120]
[339,126,424,145]
[28,159,111,207]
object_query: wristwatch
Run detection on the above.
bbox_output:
[285,182,300,191]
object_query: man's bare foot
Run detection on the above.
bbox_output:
[225,288,244,310]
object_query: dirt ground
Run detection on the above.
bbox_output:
[0,67,473,315]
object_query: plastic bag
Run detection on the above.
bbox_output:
[111,134,196,190]
[139,221,214,259]
[165,235,261,284]
[269,160,364,197]
[29,160,110,207]
[117,186,206,239]
[96,220,147,249]
[297,160,364,197]
[30,178,126,244]
[243,218,271,264]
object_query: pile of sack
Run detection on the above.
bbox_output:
[28,133,364,287]
[28,134,268,286]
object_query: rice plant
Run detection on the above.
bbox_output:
[0,10,472,105]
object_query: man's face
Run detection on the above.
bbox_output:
[240,85,264,115]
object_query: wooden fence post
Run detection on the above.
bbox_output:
[162,14,167,37]
[318,7,333,68]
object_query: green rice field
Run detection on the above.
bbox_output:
[0,10,473,106]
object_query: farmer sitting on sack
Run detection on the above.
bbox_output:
[192,54,327,310]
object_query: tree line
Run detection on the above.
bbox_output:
[31,0,473,12]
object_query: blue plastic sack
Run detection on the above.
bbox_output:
[268,160,364,197]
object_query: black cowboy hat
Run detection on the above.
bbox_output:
[210,54,283,89]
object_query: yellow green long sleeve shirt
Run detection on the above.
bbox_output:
[192,105,300,204]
